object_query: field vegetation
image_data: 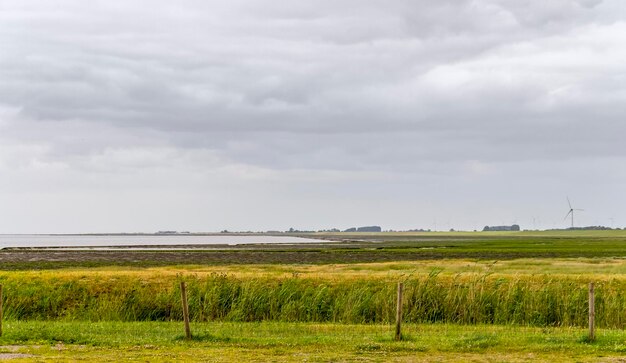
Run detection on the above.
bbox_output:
[4,230,626,269]
[2,231,626,361]
[3,321,626,362]
[1,259,626,327]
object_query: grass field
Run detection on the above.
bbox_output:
[2,231,626,361]
[1,321,625,362]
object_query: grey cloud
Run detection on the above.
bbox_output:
[1,0,625,232]
[1,1,614,133]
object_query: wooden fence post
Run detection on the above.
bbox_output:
[395,282,404,341]
[589,282,595,341]
[0,284,3,337]
[180,281,192,340]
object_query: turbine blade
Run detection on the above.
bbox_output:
[567,197,572,209]
[564,210,572,221]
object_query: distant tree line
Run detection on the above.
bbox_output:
[342,226,382,232]
[483,225,521,232]
[549,226,621,231]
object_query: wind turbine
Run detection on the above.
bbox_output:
[564,197,584,229]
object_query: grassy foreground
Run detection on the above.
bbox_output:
[3,232,626,361]
[1,321,625,362]
[2,259,626,326]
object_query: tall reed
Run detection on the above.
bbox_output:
[0,272,623,327]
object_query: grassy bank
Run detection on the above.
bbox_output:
[1,263,626,327]
[0,321,624,362]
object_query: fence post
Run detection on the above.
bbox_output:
[180,281,192,340]
[589,282,595,341]
[395,282,403,341]
[0,284,3,337]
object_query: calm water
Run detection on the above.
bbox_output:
[0,234,324,249]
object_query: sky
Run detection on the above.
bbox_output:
[1,0,625,233]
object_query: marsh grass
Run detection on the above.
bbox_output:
[1,269,624,327]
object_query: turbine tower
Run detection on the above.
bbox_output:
[564,197,584,229]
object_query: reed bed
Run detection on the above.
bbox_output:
[1,272,625,327]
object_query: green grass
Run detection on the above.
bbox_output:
[313,230,626,237]
[0,267,624,327]
[0,321,625,362]
[3,233,626,361]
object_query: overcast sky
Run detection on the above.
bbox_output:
[1,0,625,233]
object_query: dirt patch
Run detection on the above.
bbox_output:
[0,346,35,360]
[0,353,34,360]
